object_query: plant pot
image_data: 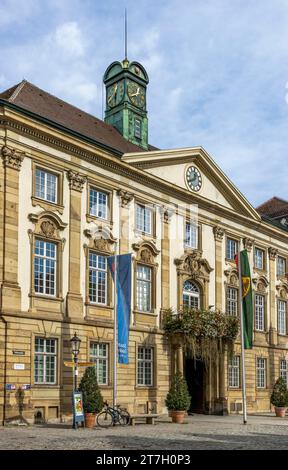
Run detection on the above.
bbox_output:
[274,407,286,418]
[84,412,96,428]
[170,410,186,424]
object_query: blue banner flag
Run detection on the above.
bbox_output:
[107,253,132,364]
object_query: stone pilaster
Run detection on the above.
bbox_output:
[66,170,86,318]
[160,207,173,312]
[268,247,278,346]
[175,344,184,375]
[117,189,133,254]
[1,146,25,312]
[213,226,225,311]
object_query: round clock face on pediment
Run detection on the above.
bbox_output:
[127,80,145,108]
[186,166,202,192]
[107,80,124,108]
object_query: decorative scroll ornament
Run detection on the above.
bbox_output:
[133,240,159,265]
[67,170,86,192]
[40,220,56,238]
[175,250,213,281]
[1,145,25,170]
[84,226,116,254]
[243,237,254,252]
[268,247,278,260]
[160,206,174,224]
[117,189,134,208]
[224,267,239,287]
[213,226,225,241]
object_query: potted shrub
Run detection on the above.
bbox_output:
[165,371,191,423]
[79,366,104,428]
[270,377,288,418]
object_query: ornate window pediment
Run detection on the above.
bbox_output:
[28,211,67,240]
[174,250,213,281]
[276,281,288,300]
[252,275,269,293]
[84,226,116,254]
[224,267,239,287]
[132,240,159,266]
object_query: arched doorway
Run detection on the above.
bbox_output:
[182,279,205,413]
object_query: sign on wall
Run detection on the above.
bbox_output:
[72,391,84,425]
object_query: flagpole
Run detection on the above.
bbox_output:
[238,248,248,424]
[113,242,118,409]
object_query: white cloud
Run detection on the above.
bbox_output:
[53,22,86,58]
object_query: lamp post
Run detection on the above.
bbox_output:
[70,332,81,429]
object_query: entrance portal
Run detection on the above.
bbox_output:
[185,357,205,413]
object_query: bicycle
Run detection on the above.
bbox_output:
[96,401,131,427]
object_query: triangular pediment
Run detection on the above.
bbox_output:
[122,147,260,220]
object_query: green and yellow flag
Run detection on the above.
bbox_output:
[235,250,253,349]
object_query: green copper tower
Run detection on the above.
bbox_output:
[103,59,149,150]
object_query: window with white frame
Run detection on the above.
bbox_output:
[226,238,238,260]
[280,359,288,385]
[136,203,152,235]
[185,221,198,249]
[227,287,238,316]
[255,294,265,331]
[90,342,109,385]
[136,265,152,312]
[254,248,264,270]
[183,280,200,309]
[256,358,266,388]
[277,256,286,277]
[89,188,108,219]
[278,300,286,335]
[34,337,57,384]
[34,239,57,296]
[137,346,153,386]
[228,356,240,388]
[89,253,108,305]
[35,168,58,203]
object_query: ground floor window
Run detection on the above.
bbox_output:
[34,337,57,384]
[228,356,240,388]
[280,359,288,385]
[137,346,154,386]
[256,358,266,389]
[90,342,109,385]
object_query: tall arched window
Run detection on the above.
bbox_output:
[183,280,200,309]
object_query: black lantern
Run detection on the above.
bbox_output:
[70,332,81,357]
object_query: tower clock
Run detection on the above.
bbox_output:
[103,59,149,150]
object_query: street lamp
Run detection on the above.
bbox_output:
[70,332,81,429]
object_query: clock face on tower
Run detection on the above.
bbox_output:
[107,80,124,108]
[127,80,145,108]
[186,166,202,192]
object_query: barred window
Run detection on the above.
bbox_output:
[185,222,198,249]
[90,343,109,385]
[137,347,153,386]
[136,265,152,312]
[35,168,57,203]
[227,287,238,316]
[278,300,286,335]
[183,280,200,309]
[256,358,266,389]
[226,238,238,260]
[89,188,108,219]
[255,294,265,331]
[136,204,152,234]
[277,257,286,277]
[280,359,288,385]
[34,337,57,384]
[34,239,57,296]
[254,248,264,270]
[228,356,240,388]
[89,253,107,305]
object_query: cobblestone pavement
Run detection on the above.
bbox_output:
[1,414,288,450]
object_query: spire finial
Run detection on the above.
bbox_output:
[125,8,128,60]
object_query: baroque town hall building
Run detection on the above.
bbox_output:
[0,56,288,423]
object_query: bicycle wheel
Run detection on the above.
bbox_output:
[118,409,131,426]
[96,410,114,428]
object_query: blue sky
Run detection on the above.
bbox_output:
[0,0,288,207]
